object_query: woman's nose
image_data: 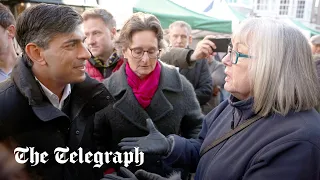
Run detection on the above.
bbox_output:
[222,53,232,66]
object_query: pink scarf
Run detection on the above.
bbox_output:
[125,62,161,109]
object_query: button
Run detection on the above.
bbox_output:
[106,96,110,100]
[75,130,80,135]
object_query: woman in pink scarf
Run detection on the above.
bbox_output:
[95,13,203,180]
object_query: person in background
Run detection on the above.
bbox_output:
[82,9,216,82]
[0,4,114,179]
[201,54,226,114]
[118,18,320,180]
[0,3,17,82]
[168,21,212,106]
[309,34,320,82]
[82,8,122,82]
[95,12,203,180]
[309,34,320,112]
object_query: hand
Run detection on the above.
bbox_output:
[190,35,217,61]
[119,118,172,156]
[0,143,27,180]
[135,169,181,180]
[213,86,220,96]
[101,167,137,180]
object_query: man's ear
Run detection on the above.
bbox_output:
[315,45,320,54]
[25,43,47,66]
[110,27,117,40]
[188,35,193,45]
[6,25,16,39]
[122,49,127,59]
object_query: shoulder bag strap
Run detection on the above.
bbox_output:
[200,115,263,157]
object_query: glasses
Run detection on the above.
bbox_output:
[228,46,251,64]
[129,47,161,59]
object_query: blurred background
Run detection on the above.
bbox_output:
[1,0,320,48]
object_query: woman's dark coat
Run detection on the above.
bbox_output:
[95,62,203,177]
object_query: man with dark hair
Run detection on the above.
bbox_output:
[0,3,114,180]
[0,3,17,82]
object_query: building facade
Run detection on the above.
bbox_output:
[252,0,314,22]
[311,0,320,24]
[226,0,316,23]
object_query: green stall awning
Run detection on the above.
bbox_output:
[133,0,232,34]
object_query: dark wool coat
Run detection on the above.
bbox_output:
[0,58,114,180]
[165,96,320,180]
[94,62,203,178]
[179,59,213,106]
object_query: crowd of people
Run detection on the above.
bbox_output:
[0,2,320,180]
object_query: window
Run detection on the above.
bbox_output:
[279,0,290,15]
[257,0,268,10]
[296,0,305,18]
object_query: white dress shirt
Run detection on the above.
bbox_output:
[35,77,71,110]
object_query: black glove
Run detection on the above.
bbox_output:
[119,118,173,156]
[101,167,138,180]
[135,169,181,180]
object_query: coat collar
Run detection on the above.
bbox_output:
[12,56,106,122]
[12,56,111,150]
[106,61,183,96]
[105,61,183,131]
[11,57,67,122]
[228,95,256,125]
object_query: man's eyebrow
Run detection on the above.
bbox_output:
[63,37,86,44]
[130,46,157,50]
